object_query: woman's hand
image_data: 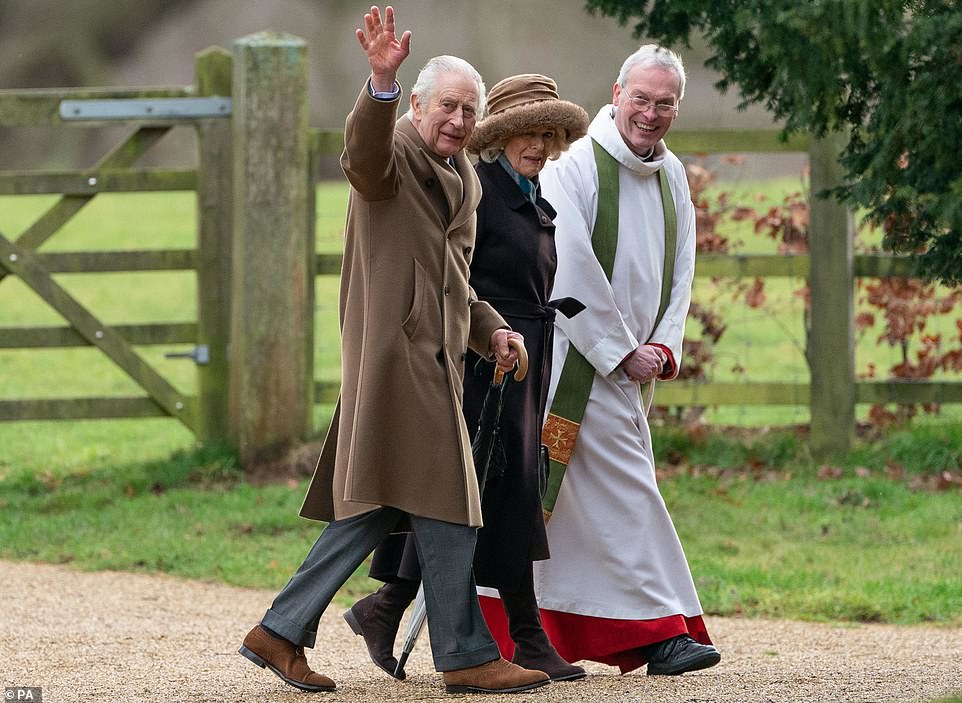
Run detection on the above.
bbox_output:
[355,5,411,92]
[489,329,525,373]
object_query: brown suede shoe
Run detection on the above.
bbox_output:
[239,624,336,692]
[442,657,550,694]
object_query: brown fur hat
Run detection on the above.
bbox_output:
[467,74,589,154]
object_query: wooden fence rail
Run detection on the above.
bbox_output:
[3,35,961,463]
[308,126,962,455]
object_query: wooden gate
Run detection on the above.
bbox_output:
[0,115,207,433]
[0,34,316,463]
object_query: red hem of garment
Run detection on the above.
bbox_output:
[479,595,712,674]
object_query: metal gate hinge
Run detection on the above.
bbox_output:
[165,344,210,365]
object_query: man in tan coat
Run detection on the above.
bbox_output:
[239,6,549,696]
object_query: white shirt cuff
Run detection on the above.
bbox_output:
[368,79,400,101]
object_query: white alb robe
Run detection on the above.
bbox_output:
[530,105,701,622]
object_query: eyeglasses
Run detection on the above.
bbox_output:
[625,94,678,117]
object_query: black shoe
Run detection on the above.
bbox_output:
[343,580,419,680]
[642,634,721,676]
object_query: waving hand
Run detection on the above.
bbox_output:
[356,6,411,92]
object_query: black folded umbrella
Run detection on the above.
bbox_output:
[472,340,527,487]
[394,338,528,679]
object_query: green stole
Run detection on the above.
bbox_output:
[541,138,677,518]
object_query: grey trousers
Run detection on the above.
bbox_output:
[260,506,501,671]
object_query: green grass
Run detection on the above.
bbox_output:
[667,466,962,624]
[658,423,962,624]
[0,441,377,599]
[650,423,962,624]
[2,177,962,620]
[1,423,960,621]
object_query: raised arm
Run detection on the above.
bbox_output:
[342,6,412,200]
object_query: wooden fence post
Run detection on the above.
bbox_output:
[195,46,233,443]
[229,32,312,465]
[808,134,855,456]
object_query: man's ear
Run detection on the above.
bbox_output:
[612,81,622,105]
[410,93,421,123]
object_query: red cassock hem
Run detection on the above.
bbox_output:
[478,595,713,674]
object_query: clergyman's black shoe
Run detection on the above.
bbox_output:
[642,634,721,676]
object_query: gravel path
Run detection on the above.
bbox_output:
[3,560,960,703]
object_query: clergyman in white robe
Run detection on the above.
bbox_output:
[478,102,712,673]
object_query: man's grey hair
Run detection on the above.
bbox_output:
[406,55,486,119]
[617,44,686,100]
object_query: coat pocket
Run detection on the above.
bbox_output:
[401,258,426,339]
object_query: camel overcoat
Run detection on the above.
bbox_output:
[300,83,506,527]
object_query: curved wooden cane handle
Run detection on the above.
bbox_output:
[493,337,529,384]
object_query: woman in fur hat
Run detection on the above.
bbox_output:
[345,74,590,683]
